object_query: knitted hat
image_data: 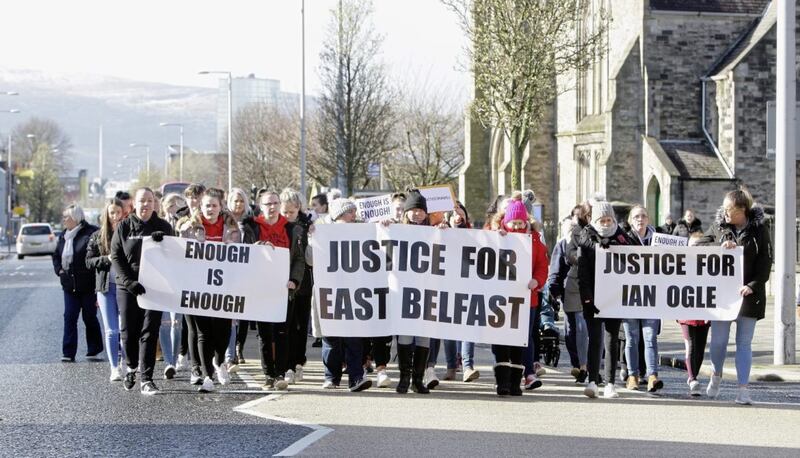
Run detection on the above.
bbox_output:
[329,198,356,221]
[404,191,427,213]
[503,200,528,224]
[593,201,616,223]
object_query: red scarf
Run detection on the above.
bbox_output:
[202,216,225,242]
[255,214,290,248]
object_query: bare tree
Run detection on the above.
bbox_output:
[232,103,302,192]
[181,151,226,189]
[17,144,62,223]
[316,0,396,195]
[384,85,465,189]
[443,0,606,189]
[11,117,73,173]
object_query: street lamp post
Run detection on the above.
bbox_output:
[159,122,184,181]
[1,104,20,253]
[129,143,151,182]
[199,70,233,193]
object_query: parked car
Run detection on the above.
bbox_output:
[16,223,57,259]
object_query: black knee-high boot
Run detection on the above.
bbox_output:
[396,344,413,394]
[494,364,511,396]
[411,346,430,394]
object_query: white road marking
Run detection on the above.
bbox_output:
[234,394,333,457]
[15,265,23,270]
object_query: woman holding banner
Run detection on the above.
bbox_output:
[86,198,126,382]
[226,188,255,368]
[110,187,175,395]
[698,188,772,405]
[427,202,481,384]
[253,189,306,391]
[622,205,663,393]
[279,188,315,385]
[176,188,240,392]
[578,200,634,399]
[493,194,549,395]
[393,190,435,394]
[312,198,372,392]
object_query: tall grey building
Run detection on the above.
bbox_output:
[215,74,298,146]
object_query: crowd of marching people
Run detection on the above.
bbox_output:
[54,181,771,405]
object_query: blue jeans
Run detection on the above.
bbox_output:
[623,319,660,377]
[461,341,475,369]
[710,317,757,385]
[322,336,365,386]
[159,312,182,367]
[428,339,459,369]
[225,320,238,363]
[564,311,588,367]
[97,283,123,368]
[63,291,103,359]
[523,307,540,376]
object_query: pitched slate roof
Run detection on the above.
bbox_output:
[708,1,776,76]
[650,0,770,15]
[659,140,731,179]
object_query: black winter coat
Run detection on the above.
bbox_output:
[52,221,99,294]
[86,231,113,293]
[110,213,175,294]
[697,206,772,320]
[577,224,635,317]
[293,212,314,297]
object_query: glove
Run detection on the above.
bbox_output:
[151,231,165,242]
[129,281,146,296]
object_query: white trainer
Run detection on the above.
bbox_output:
[735,386,753,405]
[199,376,214,393]
[689,379,701,397]
[584,381,599,398]
[176,354,190,371]
[216,363,230,385]
[295,364,304,382]
[604,383,620,399]
[322,379,337,389]
[706,375,722,398]
[109,366,122,382]
[423,367,439,389]
[285,369,296,385]
[376,370,392,388]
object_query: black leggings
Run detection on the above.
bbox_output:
[586,315,621,385]
[257,300,294,378]
[680,323,710,381]
[117,289,161,381]
[185,315,231,378]
[492,345,524,365]
[363,336,392,367]
[288,295,312,368]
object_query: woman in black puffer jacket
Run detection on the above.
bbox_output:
[577,200,635,399]
[110,187,175,395]
[53,204,101,363]
[697,188,772,405]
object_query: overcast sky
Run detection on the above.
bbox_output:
[0,0,471,97]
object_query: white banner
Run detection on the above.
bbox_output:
[354,194,393,222]
[138,236,290,322]
[652,232,688,247]
[594,245,744,320]
[310,223,532,346]
[418,185,457,213]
